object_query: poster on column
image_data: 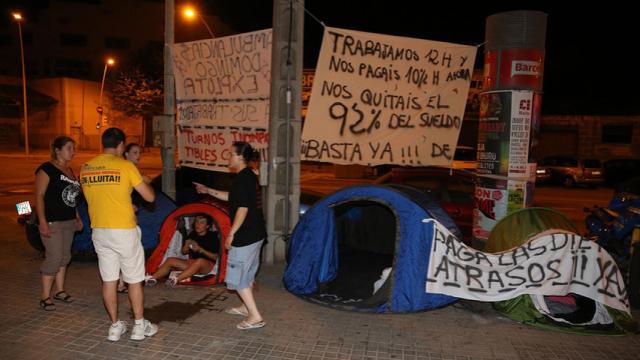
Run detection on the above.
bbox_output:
[477,90,534,178]
[425,221,630,314]
[172,29,272,172]
[472,177,533,240]
[301,27,477,166]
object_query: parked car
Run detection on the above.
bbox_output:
[373,167,476,244]
[299,189,325,215]
[603,158,640,187]
[538,156,604,187]
[535,160,552,183]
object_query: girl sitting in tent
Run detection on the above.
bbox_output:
[144,214,219,287]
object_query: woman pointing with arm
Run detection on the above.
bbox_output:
[194,141,267,330]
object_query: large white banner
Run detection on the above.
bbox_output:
[301,27,477,166]
[173,29,272,171]
[426,221,630,314]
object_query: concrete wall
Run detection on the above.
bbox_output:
[29,77,142,150]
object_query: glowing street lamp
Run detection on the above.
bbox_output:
[182,6,214,38]
[12,12,29,155]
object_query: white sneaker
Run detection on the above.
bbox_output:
[107,320,127,342]
[144,275,157,287]
[130,319,158,340]
[165,277,178,287]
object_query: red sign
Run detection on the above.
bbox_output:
[483,49,545,91]
[96,106,103,114]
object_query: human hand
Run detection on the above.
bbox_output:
[191,242,202,253]
[193,182,209,194]
[39,222,51,237]
[75,217,83,232]
[225,233,234,250]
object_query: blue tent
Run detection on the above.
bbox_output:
[72,191,176,253]
[284,184,460,313]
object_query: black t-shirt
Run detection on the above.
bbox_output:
[35,162,80,222]
[185,230,219,260]
[228,167,267,247]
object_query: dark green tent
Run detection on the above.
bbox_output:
[485,208,638,335]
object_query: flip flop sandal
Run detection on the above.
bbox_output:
[225,307,248,316]
[53,291,74,303]
[236,320,265,330]
[39,297,56,311]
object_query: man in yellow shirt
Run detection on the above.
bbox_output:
[80,127,157,342]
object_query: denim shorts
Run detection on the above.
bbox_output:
[225,239,264,291]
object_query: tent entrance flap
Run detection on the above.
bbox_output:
[310,200,397,309]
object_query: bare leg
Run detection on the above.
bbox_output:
[127,282,144,321]
[237,287,262,324]
[151,258,188,280]
[175,259,211,282]
[54,266,67,293]
[102,281,118,323]
[41,274,55,300]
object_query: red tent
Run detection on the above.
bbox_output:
[145,202,229,285]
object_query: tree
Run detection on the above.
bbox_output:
[110,43,163,118]
[111,67,162,118]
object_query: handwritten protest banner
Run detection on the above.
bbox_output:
[177,126,268,171]
[301,27,477,166]
[425,220,630,314]
[173,29,272,171]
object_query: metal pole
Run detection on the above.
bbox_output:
[199,15,214,38]
[99,63,108,106]
[163,0,176,200]
[97,63,109,152]
[17,20,28,155]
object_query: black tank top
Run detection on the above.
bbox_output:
[35,162,81,222]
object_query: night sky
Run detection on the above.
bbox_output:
[211,0,638,116]
[4,0,637,116]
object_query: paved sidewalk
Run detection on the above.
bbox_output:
[0,215,639,360]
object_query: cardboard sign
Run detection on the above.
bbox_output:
[301,27,477,166]
[173,29,272,171]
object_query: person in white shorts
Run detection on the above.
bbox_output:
[80,128,157,341]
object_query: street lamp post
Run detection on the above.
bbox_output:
[13,13,28,155]
[183,6,214,38]
[97,58,114,151]
[98,58,115,122]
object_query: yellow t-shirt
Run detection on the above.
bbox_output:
[80,154,144,229]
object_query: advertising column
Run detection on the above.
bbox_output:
[473,11,547,246]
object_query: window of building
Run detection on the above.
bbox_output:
[147,40,163,50]
[59,0,102,4]
[55,58,92,77]
[60,33,87,47]
[602,124,633,144]
[105,36,131,49]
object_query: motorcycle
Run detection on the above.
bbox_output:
[584,191,640,307]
